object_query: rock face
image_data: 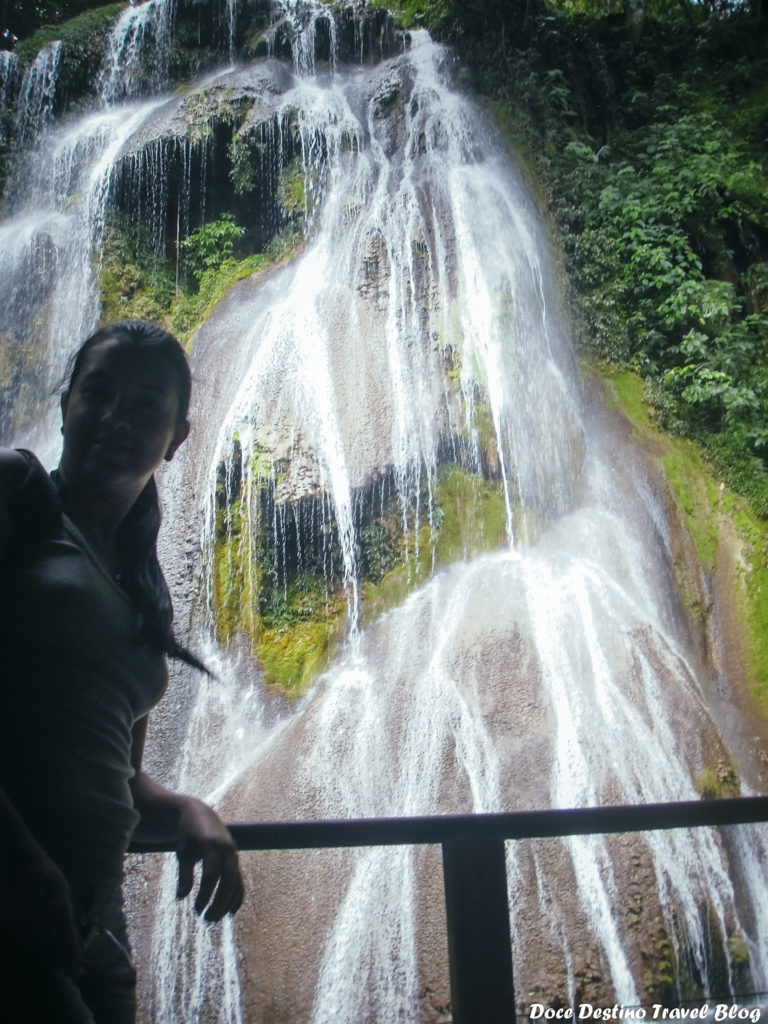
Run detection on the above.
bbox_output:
[192,385,766,1024]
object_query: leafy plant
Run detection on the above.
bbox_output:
[181,212,244,283]
[501,43,768,511]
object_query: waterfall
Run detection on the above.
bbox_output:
[1,3,767,1021]
[0,50,19,109]
[0,0,180,456]
[269,0,340,74]
[0,96,169,458]
[14,40,61,147]
[96,0,178,104]
[143,24,767,1023]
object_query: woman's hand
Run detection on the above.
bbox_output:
[174,796,244,922]
[130,718,244,923]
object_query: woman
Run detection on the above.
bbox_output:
[0,320,244,1022]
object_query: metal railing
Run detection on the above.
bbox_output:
[132,795,768,1024]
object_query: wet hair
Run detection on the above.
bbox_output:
[62,320,206,673]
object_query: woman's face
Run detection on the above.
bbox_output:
[60,336,190,487]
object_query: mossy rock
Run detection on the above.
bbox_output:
[432,465,509,563]
[258,612,344,693]
[694,759,740,799]
[211,457,511,694]
[589,360,768,713]
[723,488,768,710]
[727,931,750,967]
[663,441,720,573]
[15,4,126,111]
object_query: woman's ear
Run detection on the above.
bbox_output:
[164,419,191,462]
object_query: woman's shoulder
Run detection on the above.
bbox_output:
[0,448,61,558]
[0,447,32,491]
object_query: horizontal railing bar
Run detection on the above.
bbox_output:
[129,795,768,853]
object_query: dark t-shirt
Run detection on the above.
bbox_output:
[0,451,168,904]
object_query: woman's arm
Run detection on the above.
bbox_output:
[1,449,82,972]
[0,784,82,973]
[0,448,30,560]
[129,717,244,922]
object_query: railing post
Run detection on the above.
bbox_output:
[442,837,516,1024]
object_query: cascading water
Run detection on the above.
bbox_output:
[1,2,767,1021]
[96,0,177,104]
[14,40,62,146]
[141,20,768,1023]
[0,0,179,456]
[0,49,19,98]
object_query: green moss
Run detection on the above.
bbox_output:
[588,361,719,574]
[182,86,248,144]
[15,3,125,65]
[360,466,509,626]
[694,760,740,799]
[213,497,258,643]
[258,614,343,692]
[277,157,308,220]
[590,361,768,714]
[727,932,750,967]
[643,936,679,1002]
[663,442,720,572]
[98,221,175,325]
[211,470,346,695]
[589,368,714,565]
[595,364,655,434]
[14,3,126,117]
[432,466,508,564]
[169,253,263,343]
[723,490,768,709]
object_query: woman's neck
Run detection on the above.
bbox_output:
[55,466,146,569]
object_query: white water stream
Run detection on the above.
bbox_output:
[1,2,767,1020]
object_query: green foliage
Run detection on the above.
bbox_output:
[168,227,305,343]
[169,253,264,342]
[277,157,308,221]
[462,9,768,514]
[723,489,768,709]
[99,216,176,325]
[228,133,260,195]
[361,521,399,580]
[387,0,453,29]
[181,212,245,283]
